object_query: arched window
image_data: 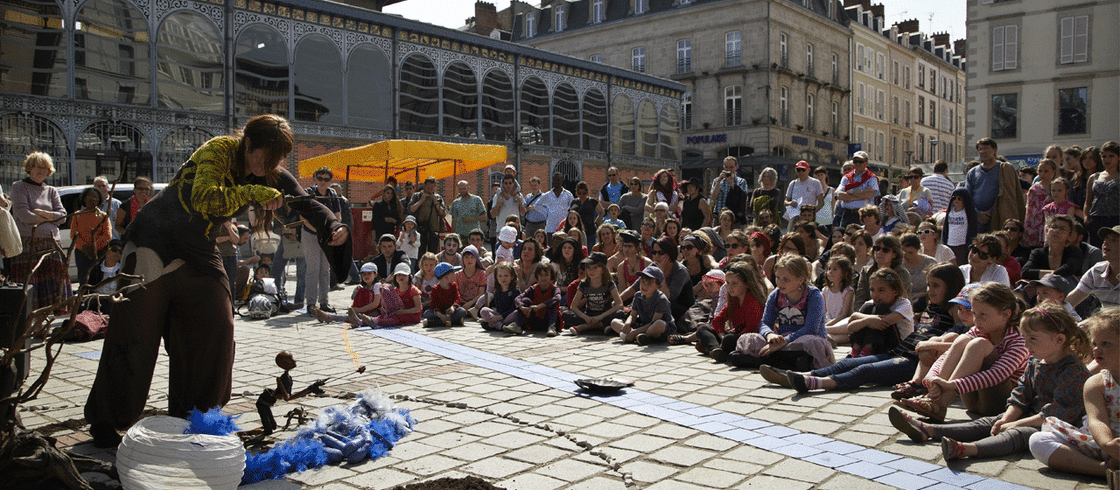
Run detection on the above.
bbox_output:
[582,88,607,152]
[0,0,67,97]
[611,94,634,155]
[156,11,223,112]
[659,105,679,161]
[519,77,549,146]
[76,121,148,183]
[481,70,514,142]
[1,114,69,186]
[552,83,579,149]
[399,53,439,134]
[347,45,392,130]
[442,62,478,138]
[294,35,343,124]
[157,127,214,182]
[234,24,288,117]
[75,0,151,105]
[636,99,658,158]
[554,159,580,191]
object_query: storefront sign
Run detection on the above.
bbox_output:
[686,134,728,144]
[792,136,809,146]
[815,140,833,150]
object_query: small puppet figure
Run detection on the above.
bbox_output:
[256,351,326,434]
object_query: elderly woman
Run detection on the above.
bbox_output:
[751,167,782,225]
[84,115,349,449]
[10,152,72,312]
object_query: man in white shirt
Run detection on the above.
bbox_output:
[1068,225,1120,310]
[920,160,954,214]
[536,172,574,236]
[785,160,824,222]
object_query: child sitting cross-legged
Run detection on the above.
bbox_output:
[610,265,674,346]
[366,263,422,327]
[563,252,625,335]
[422,262,468,327]
[727,255,833,371]
[894,282,1032,422]
[1029,307,1120,480]
[508,261,562,336]
[413,252,439,309]
[694,262,768,363]
[889,302,1091,461]
[310,262,379,327]
[889,282,980,401]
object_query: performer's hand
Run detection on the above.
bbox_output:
[260,194,283,210]
[329,226,349,246]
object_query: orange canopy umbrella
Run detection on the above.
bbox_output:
[298,139,508,183]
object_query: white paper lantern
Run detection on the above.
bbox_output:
[116,416,245,490]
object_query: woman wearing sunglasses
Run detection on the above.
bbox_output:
[959,234,1011,286]
[916,220,956,265]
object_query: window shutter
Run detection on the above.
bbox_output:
[1060,17,1073,64]
[1004,25,1017,70]
[1074,16,1088,63]
[992,26,1004,71]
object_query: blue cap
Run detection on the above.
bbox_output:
[434,262,461,279]
[949,283,982,309]
[637,265,664,283]
[359,262,376,274]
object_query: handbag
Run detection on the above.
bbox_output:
[0,205,22,258]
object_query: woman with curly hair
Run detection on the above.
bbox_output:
[645,169,678,216]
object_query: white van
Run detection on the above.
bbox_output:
[57,183,167,280]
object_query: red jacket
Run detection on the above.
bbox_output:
[712,294,764,336]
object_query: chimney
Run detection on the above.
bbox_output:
[896,18,919,34]
[843,0,863,8]
[472,1,498,35]
[870,4,884,18]
[932,32,950,48]
[953,39,967,56]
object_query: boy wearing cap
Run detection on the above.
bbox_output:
[1030,274,1081,322]
[423,262,468,327]
[610,265,674,345]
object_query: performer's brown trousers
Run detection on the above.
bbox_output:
[85,264,235,430]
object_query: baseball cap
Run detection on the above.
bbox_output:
[1030,273,1075,296]
[1098,224,1120,241]
[392,262,412,277]
[619,230,641,245]
[852,151,869,161]
[949,283,982,309]
[796,160,810,170]
[638,265,664,283]
[359,262,377,274]
[434,262,461,279]
[581,252,608,267]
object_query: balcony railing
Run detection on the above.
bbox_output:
[780,108,789,126]
[677,59,692,74]
[725,51,741,67]
[780,54,789,68]
[725,108,741,126]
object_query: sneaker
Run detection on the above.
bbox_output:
[568,326,580,335]
[759,365,793,388]
[547,326,558,337]
[635,333,650,346]
[786,371,809,394]
[709,348,727,362]
[502,323,524,335]
[422,319,431,328]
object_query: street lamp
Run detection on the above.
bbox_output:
[905,150,914,165]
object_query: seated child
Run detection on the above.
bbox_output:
[695,262,767,362]
[311,262,380,327]
[1029,273,1082,322]
[891,283,979,400]
[455,245,488,319]
[509,262,562,336]
[846,269,914,358]
[729,255,832,371]
[890,303,1091,461]
[422,262,468,327]
[367,263,422,327]
[603,203,626,229]
[896,282,1031,421]
[1029,308,1119,479]
[609,265,674,345]
[413,253,438,308]
[494,226,520,264]
[479,263,520,331]
[563,252,625,335]
[245,265,281,320]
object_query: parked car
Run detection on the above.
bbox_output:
[56,183,167,281]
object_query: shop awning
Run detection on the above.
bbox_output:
[297,140,509,182]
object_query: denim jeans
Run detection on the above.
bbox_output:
[810,353,917,389]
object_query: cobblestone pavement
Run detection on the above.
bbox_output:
[22,285,1108,490]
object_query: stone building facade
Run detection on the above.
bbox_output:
[0,0,683,204]
[966,0,1119,167]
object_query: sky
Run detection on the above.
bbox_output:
[384,0,968,42]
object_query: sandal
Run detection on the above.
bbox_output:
[895,397,947,423]
[891,381,928,400]
[941,437,967,460]
[668,334,689,346]
[888,406,933,443]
